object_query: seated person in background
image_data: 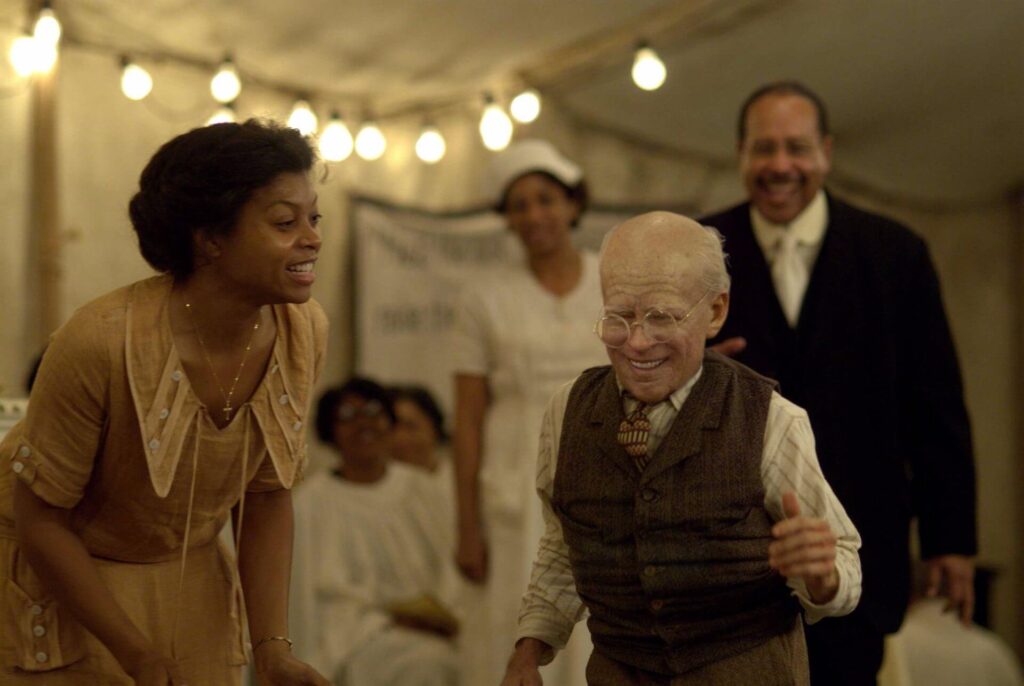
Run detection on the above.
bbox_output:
[390,384,450,474]
[884,562,1023,686]
[291,377,462,686]
[390,385,456,546]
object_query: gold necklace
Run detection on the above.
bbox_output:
[184,302,262,423]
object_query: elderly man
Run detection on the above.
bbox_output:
[501,212,861,686]
[703,81,977,685]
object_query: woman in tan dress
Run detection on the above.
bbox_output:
[0,120,331,685]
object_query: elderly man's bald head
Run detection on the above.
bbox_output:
[598,212,731,402]
[600,211,729,298]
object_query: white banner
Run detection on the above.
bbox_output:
[351,198,637,417]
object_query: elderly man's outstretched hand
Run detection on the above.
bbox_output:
[769,491,839,604]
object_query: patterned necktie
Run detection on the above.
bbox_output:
[772,229,808,327]
[617,402,651,471]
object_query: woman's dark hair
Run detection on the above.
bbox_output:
[315,376,396,444]
[390,384,448,444]
[129,118,317,279]
[495,171,590,229]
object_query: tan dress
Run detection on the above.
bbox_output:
[0,275,327,684]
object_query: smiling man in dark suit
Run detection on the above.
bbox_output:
[702,81,977,686]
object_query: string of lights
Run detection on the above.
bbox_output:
[6,3,670,165]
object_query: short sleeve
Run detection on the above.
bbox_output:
[449,286,492,376]
[246,451,287,493]
[5,308,112,508]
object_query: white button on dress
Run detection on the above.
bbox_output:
[33,625,46,637]
[12,461,24,474]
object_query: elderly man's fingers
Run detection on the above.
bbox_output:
[770,518,835,544]
[770,539,836,569]
[771,515,832,539]
[777,558,836,578]
[782,492,801,520]
[769,528,836,556]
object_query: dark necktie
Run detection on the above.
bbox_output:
[617,402,651,471]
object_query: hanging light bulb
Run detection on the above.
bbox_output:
[479,94,513,151]
[210,55,241,104]
[415,123,446,164]
[9,35,38,77]
[32,39,58,74]
[33,3,61,46]
[510,88,541,124]
[120,57,153,101]
[355,121,387,161]
[631,42,666,91]
[319,110,354,162]
[206,104,236,125]
[288,99,318,135]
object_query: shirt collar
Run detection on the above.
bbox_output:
[618,365,703,413]
[750,190,829,256]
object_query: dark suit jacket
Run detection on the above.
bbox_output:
[702,193,976,634]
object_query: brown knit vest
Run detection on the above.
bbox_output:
[552,351,798,676]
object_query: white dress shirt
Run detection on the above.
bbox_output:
[516,367,862,659]
[751,190,828,326]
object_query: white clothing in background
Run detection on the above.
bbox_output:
[451,251,606,686]
[888,599,1023,686]
[291,463,462,686]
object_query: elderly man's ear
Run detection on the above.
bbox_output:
[706,292,730,339]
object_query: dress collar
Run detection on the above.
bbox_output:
[124,275,310,497]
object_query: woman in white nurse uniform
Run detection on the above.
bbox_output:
[451,140,606,686]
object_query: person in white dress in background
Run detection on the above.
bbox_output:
[451,140,606,686]
[291,378,462,686]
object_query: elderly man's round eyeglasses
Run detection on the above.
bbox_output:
[594,290,713,349]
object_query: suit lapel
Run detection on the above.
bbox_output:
[794,194,857,352]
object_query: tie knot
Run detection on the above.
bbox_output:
[776,228,801,252]
[618,403,652,469]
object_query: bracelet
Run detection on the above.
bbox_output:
[253,635,293,652]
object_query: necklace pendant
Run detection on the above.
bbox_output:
[223,404,233,422]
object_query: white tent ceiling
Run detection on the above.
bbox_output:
[11,0,1024,205]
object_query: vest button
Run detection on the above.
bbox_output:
[650,599,665,611]
[644,565,659,577]
[641,488,658,502]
